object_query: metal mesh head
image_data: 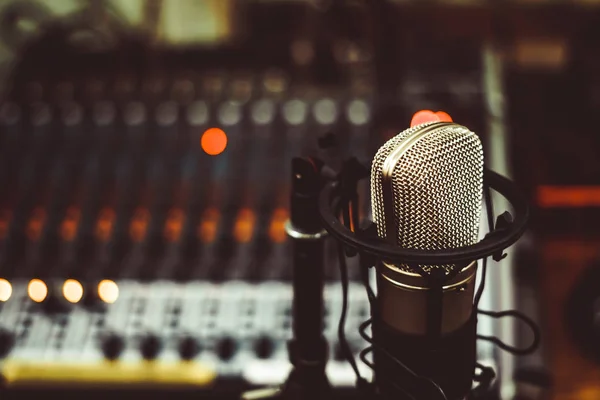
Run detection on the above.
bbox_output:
[370,122,484,273]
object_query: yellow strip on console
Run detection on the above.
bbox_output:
[1,360,216,388]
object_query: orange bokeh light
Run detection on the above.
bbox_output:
[62,279,84,303]
[537,186,600,208]
[98,280,119,304]
[28,279,48,303]
[201,128,228,156]
[234,208,256,243]
[198,208,220,243]
[269,208,288,243]
[435,111,453,122]
[164,208,184,242]
[0,279,12,302]
[410,110,453,127]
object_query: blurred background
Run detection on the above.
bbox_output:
[0,0,599,399]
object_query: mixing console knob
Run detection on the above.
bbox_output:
[0,328,14,358]
[140,333,162,360]
[216,337,237,361]
[101,332,124,361]
[178,335,201,361]
[254,335,274,359]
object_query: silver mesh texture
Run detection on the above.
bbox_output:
[370,122,483,273]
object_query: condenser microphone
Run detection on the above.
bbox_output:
[369,121,484,399]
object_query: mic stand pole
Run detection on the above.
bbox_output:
[242,157,331,400]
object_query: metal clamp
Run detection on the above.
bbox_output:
[285,220,328,240]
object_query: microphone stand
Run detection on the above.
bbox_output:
[242,157,331,400]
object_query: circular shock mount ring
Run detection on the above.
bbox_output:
[318,168,529,267]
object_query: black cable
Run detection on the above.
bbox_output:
[334,185,369,385]
[336,197,426,398]
[359,319,373,344]
[337,241,362,381]
[384,375,418,400]
[358,347,419,400]
[357,267,450,399]
[474,181,495,308]
[363,334,496,398]
[476,309,541,356]
[359,256,376,308]
[483,180,495,241]
[357,318,449,400]
[359,346,374,369]
[334,168,450,400]
[473,257,487,309]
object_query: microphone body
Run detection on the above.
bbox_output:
[373,261,478,399]
[369,122,484,399]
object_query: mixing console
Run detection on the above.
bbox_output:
[0,6,495,388]
[0,77,376,284]
[0,69,487,393]
[3,0,597,397]
[0,281,370,389]
[0,72,387,392]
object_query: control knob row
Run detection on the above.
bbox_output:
[99,333,274,361]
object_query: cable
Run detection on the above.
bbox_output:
[355,250,450,399]
[357,321,415,377]
[474,181,495,308]
[337,197,424,398]
[334,185,366,383]
[358,347,418,400]
[483,180,495,241]
[473,257,487,309]
[359,346,374,369]
[357,317,450,400]
[334,168,449,400]
[359,319,373,344]
[337,241,362,381]
[360,257,376,307]
[476,309,541,356]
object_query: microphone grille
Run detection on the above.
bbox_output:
[370,122,484,272]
